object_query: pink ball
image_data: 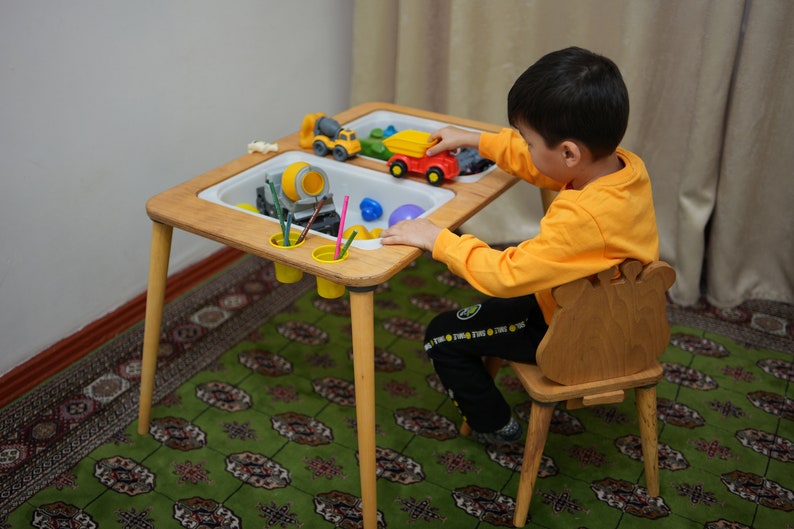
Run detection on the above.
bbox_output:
[388,204,425,227]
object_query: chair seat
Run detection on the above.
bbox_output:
[509,360,664,404]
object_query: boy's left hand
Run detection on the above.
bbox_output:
[381,218,442,252]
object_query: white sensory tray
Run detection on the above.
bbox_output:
[198,151,455,250]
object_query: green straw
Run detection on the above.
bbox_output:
[268,181,288,246]
[336,230,358,260]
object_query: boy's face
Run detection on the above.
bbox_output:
[515,122,570,184]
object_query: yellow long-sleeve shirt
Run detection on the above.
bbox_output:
[432,128,660,323]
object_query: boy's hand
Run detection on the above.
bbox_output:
[381,218,442,252]
[426,126,481,156]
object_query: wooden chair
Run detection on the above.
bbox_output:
[462,259,676,527]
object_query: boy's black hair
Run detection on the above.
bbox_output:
[507,47,629,160]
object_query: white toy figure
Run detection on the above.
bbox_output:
[247,141,279,154]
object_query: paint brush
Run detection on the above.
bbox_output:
[336,229,358,260]
[334,195,350,259]
[295,195,327,244]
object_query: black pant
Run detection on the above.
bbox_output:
[424,294,548,432]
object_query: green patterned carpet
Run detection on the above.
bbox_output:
[1,254,792,528]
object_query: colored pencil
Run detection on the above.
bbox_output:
[296,195,327,244]
[284,212,293,242]
[334,195,350,259]
[337,229,358,260]
[269,181,287,245]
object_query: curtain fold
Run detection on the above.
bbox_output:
[351,0,793,308]
[706,0,794,306]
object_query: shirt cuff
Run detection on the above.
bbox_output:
[431,228,458,261]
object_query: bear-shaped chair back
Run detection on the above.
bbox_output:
[536,260,676,386]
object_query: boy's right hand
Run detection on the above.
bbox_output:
[381,218,442,252]
[426,126,481,156]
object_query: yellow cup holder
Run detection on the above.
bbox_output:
[268,232,306,283]
[311,244,348,299]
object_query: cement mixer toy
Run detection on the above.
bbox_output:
[299,112,361,162]
[257,161,340,235]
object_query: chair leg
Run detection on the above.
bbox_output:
[635,386,660,497]
[513,402,554,527]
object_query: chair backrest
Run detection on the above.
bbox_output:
[535,260,676,386]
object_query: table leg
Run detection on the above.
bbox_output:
[137,221,173,435]
[348,288,377,529]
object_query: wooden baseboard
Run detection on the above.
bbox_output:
[0,247,246,409]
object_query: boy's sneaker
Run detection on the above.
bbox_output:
[472,416,522,445]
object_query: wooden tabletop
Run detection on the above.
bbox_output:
[146,102,517,288]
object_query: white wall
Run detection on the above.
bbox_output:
[0,0,354,376]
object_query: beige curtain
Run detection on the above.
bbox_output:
[351,0,794,308]
[705,1,794,306]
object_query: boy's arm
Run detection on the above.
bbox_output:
[480,129,563,191]
[426,126,481,156]
[432,202,608,298]
[383,200,606,297]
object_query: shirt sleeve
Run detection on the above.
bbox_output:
[479,129,564,191]
[432,195,619,298]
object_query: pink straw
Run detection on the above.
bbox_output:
[334,195,350,259]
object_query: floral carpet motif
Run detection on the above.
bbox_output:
[2,255,792,528]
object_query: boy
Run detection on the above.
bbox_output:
[380,47,660,444]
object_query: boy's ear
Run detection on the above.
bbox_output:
[560,140,582,167]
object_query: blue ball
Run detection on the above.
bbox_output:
[388,204,425,227]
[359,197,383,221]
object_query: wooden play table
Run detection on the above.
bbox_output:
[137,102,516,528]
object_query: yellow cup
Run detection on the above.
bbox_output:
[311,244,348,299]
[269,232,305,283]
